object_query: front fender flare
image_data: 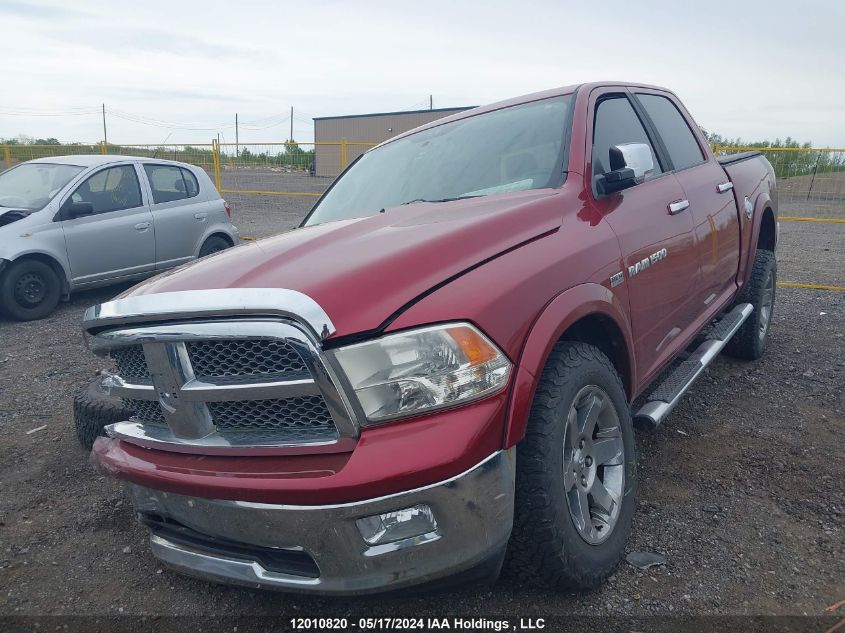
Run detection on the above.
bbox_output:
[503,282,634,448]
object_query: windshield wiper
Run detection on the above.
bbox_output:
[399,195,482,206]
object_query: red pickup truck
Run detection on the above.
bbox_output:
[77,81,778,594]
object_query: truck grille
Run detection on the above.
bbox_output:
[112,347,150,383]
[208,396,333,432]
[186,339,308,380]
[98,320,356,452]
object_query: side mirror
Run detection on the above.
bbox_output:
[65,201,94,219]
[599,143,654,194]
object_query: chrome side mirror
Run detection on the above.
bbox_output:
[599,143,655,194]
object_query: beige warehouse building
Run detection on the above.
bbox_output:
[313,106,473,177]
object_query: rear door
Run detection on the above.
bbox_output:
[60,163,155,285]
[142,163,212,270]
[633,90,741,310]
[587,90,702,385]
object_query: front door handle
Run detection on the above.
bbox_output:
[134,221,151,231]
[668,200,690,215]
[716,181,734,193]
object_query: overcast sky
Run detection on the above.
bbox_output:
[2,0,843,147]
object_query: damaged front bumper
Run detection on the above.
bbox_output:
[127,449,515,594]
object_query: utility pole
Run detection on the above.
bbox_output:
[102,103,108,145]
[429,94,433,110]
[290,106,294,142]
[235,113,239,157]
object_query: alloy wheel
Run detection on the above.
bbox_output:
[563,385,625,545]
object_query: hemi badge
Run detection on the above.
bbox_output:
[610,272,624,288]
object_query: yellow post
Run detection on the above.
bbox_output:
[212,139,222,190]
[100,141,108,155]
[2,144,11,166]
[340,138,348,169]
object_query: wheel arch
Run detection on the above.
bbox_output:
[196,230,235,256]
[503,282,635,448]
[4,251,71,300]
[757,206,776,252]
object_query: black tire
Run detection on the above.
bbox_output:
[0,259,61,321]
[199,235,231,258]
[73,378,133,450]
[506,341,637,590]
[725,249,776,361]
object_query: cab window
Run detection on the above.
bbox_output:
[636,94,705,171]
[592,96,662,187]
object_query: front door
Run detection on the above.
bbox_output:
[61,163,156,285]
[586,90,703,387]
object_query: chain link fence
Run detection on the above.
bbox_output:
[712,146,845,221]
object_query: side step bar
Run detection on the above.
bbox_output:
[634,303,753,427]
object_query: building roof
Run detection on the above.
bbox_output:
[313,106,475,122]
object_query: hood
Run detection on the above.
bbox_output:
[0,207,33,228]
[123,189,564,337]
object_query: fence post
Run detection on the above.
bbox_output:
[100,141,108,155]
[212,139,222,191]
[340,138,348,169]
[2,144,11,167]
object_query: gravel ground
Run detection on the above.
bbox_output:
[0,199,842,619]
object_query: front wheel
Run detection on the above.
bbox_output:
[0,259,61,321]
[506,341,637,590]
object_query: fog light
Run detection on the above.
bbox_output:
[356,504,438,545]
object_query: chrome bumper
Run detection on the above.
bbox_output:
[127,449,515,594]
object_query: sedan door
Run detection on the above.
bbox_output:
[60,163,156,286]
[142,163,213,270]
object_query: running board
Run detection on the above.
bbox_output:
[634,303,753,427]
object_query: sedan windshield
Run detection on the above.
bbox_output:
[305,95,572,226]
[0,163,85,210]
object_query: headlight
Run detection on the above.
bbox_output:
[332,323,511,424]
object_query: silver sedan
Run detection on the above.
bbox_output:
[0,155,240,320]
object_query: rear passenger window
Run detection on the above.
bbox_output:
[144,164,200,204]
[592,96,662,185]
[636,94,704,171]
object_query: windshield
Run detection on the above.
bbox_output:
[305,95,572,226]
[0,163,85,210]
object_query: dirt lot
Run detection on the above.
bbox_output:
[0,198,842,620]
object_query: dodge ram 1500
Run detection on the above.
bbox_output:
[77,81,778,594]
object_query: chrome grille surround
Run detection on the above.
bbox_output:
[87,314,359,456]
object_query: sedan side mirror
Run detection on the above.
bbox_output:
[599,143,655,194]
[65,201,95,219]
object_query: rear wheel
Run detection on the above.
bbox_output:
[506,341,636,590]
[199,235,231,258]
[0,259,61,321]
[725,249,776,360]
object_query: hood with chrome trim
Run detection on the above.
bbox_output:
[120,190,563,338]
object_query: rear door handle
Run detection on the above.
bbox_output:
[134,222,151,231]
[668,200,690,215]
[716,182,734,193]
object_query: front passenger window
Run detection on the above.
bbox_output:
[69,165,142,214]
[592,97,662,188]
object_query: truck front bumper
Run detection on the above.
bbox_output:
[127,449,515,594]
